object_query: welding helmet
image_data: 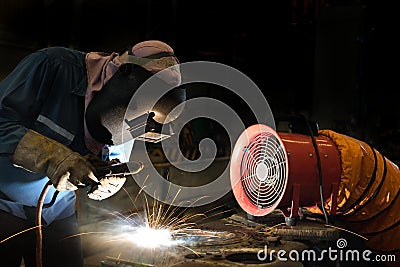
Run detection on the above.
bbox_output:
[85,40,185,146]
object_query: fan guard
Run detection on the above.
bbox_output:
[230,124,289,216]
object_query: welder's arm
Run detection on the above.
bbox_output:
[12,129,99,191]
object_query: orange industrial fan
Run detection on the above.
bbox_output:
[230,123,400,264]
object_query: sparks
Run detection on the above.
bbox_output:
[75,174,235,267]
[60,186,237,267]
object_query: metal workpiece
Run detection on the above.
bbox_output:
[97,211,339,267]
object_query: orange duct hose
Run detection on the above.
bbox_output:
[319,130,400,264]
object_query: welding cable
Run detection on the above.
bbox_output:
[36,180,55,267]
[301,115,330,225]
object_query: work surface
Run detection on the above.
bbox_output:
[78,208,385,267]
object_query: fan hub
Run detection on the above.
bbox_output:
[256,163,268,182]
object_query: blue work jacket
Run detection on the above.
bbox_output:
[0,47,92,224]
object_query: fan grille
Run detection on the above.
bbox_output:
[240,132,288,209]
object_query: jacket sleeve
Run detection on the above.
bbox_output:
[0,50,53,155]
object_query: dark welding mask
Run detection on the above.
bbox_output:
[85,64,186,146]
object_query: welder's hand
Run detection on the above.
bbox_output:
[85,157,144,201]
[83,154,121,177]
[84,154,126,200]
[12,129,99,191]
[49,153,99,191]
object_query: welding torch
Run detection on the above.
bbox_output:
[86,159,143,201]
[35,159,143,267]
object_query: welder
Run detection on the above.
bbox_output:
[0,40,184,267]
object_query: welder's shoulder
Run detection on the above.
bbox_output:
[36,46,87,69]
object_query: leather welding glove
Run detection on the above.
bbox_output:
[83,154,144,201]
[12,129,99,191]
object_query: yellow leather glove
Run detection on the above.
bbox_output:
[12,129,99,191]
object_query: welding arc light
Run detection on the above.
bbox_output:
[126,226,177,248]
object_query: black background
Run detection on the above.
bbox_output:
[0,0,398,162]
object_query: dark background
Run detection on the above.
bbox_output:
[0,0,398,163]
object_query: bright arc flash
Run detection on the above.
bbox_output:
[126,227,178,248]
